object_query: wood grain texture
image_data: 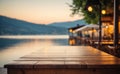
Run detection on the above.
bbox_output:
[4,46,120,74]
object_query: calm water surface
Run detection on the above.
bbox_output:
[0,35,68,67]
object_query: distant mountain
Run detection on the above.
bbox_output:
[48,20,87,28]
[0,15,67,35]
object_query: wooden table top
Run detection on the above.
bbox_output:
[4,46,120,69]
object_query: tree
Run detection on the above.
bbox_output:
[70,0,114,24]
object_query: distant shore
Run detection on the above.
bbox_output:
[0,35,68,39]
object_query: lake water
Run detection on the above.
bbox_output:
[0,35,68,67]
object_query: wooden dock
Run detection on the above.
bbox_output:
[4,46,120,74]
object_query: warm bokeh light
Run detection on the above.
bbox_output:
[104,25,114,37]
[69,29,73,33]
[93,29,96,32]
[106,25,109,28]
[72,31,76,33]
[102,10,106,15]
[69,39,75,45]
[88,6,93,12]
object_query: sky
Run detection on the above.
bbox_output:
[0,0,83,24]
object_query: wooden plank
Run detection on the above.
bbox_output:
[4,46,120,74]
[7,68,120,74]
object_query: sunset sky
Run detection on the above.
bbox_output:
[0,0,83,24]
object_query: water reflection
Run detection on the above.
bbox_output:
[0,36,68,67]
[0,38,29,50]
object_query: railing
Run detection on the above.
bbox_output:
[69,36,120,46]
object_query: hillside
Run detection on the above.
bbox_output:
[0,15,67,35]
[48,20,87,28]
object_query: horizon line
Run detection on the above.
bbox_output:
[0,15,83,25]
